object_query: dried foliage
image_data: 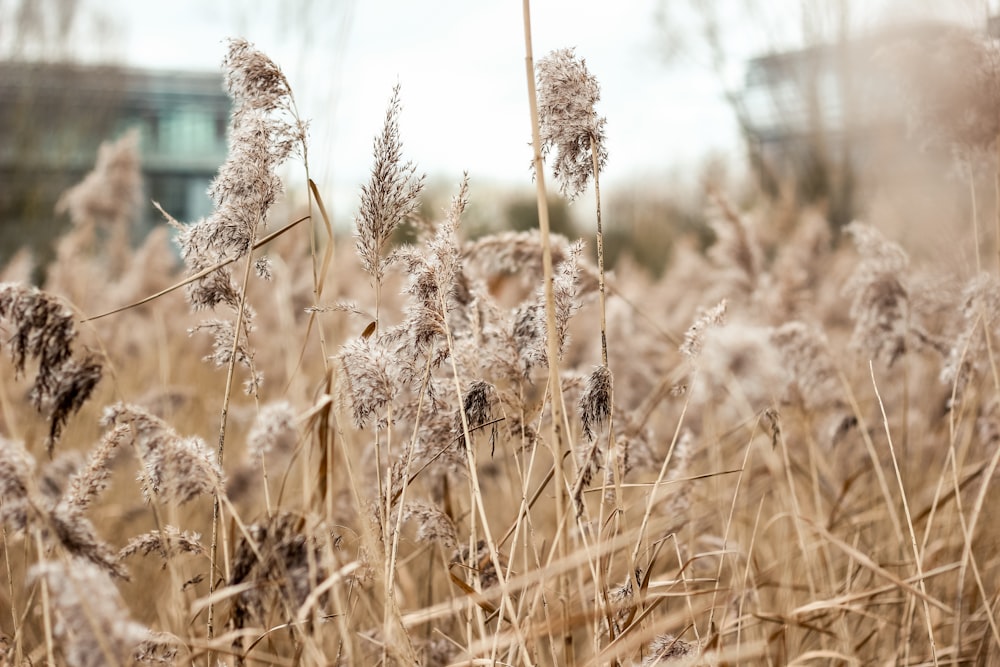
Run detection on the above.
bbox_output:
[0,283,102,450]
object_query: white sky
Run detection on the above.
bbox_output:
[89,0,741,214]
[71,0,989,218]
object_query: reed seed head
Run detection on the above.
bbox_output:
[536,47,608,199]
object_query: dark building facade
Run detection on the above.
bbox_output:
[0,61,230,267]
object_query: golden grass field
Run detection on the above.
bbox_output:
[2,20,1000,667]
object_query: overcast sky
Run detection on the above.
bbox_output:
[62,0,990,218]
[93,0,742,211]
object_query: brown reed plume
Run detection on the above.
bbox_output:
[843,222,910,368]
[175,38,303,356]
[641,633,697,665]
[167,38,307,646]
[53,128,143,280]
[0,283,102,452]
[0,436,126,580]
[30,559,169,667]
[355,84,425,329]
[940,273,1000,401]
[537,48,613,462]
[101,403,224,505]
[536,48,608,201]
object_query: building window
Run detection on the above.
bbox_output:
[161,106,217,157]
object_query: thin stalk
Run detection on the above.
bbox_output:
[706,421,758,638]
[85,213,310,323]
[948,445,1000,657]
[440,293,532,663]
[522,0,573,658]
[292,102,333,375]
[590,139,608,367]
[207,241,258,649]
[971,168,982,275]
[34,532,55,667]
[996,136,1000,273]
[630,397,689,568]
[870,361,938,665]
[2,525,18,662]
[386,353,434,602]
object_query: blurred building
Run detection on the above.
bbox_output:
[0,61,230,267]
[738,20,985,226]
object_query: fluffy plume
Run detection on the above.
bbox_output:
[102,403,224,504]
[246,400,299,462]
[0,282,103,451]
[641,634,698,665]
[514,240,584,373]
[118,525,205,561]
[37,450,83,501]
[0,436,124,578]
[770,321,842,410]
[680,300,727,360]
[394,175,468,352]
[0,435,33,532]
[706,195,764,297]
[580,364,613,441]
[189,314,256,370]
[355,84,425,285]
[49,500,129,579]
[223,37,298,118]
[464,229,584,291]
[941,273,1000,398]
[887,28,1000,154]
[337,337,397,428]
[229,512,341,631]
[844,223,910,367]
[455,380,498,447]
[605,568,643,636]
[30,560,152,667]
[66,423,129,512]
[54,129,142,275]
[536,47,608,199]
[690,322,784,414]
[172,39,304,397]
[573,365,614,515]
[403,501,458,551]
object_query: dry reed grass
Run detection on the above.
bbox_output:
[1,19,1000,667]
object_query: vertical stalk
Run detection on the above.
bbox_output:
[2,526,18,663]
[206,240,258,653]
[590,139,608,367]
[34,532,55,667]
[970,169,982,276]
[995,136,1000,273]
[522,1,573,659]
